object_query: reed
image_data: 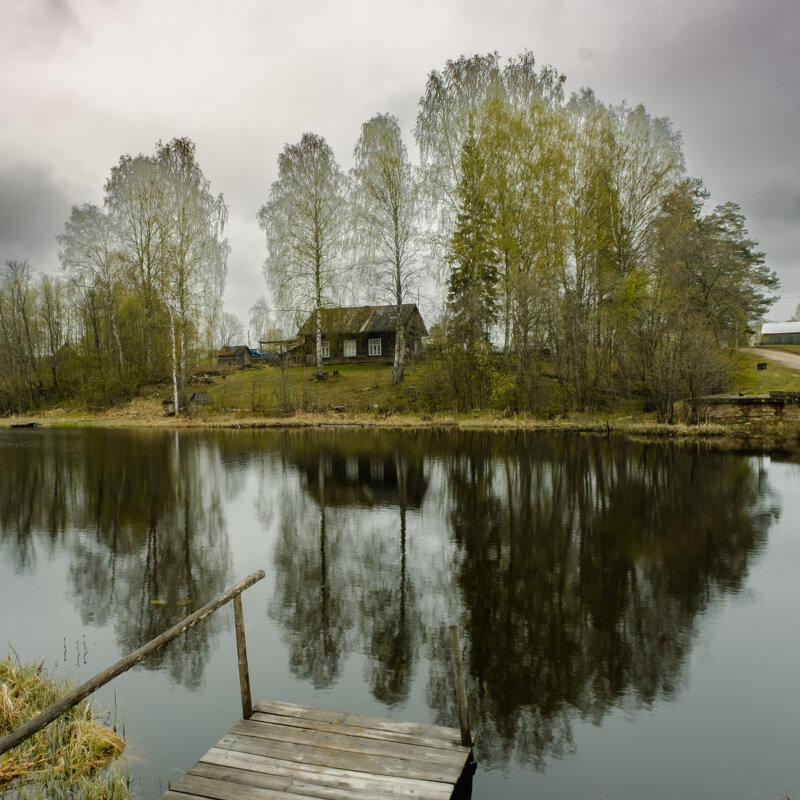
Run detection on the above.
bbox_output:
[0,657,129,799]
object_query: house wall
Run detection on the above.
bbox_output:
[759,334,800,345]
[302,331,424,364]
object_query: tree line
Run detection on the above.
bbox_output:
[0,138,228,413]
[259,52,777,420]
[1,51,777,419]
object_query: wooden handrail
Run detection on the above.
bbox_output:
[0,570,265,756]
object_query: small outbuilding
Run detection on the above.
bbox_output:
[297,304,428,365]
[759,322,800,345]
[258,337,305,366]
[216,345,252,367]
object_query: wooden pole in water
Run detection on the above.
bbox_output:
[233,593,252,719]
[449,624,472,746]
[0,570,265,756]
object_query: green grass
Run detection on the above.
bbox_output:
[729,350,800,394]
[755,343,800,354]
[201,362,414,416]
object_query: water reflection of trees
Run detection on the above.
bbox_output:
[0,430,232,688]
[270,430,428,704]
[427,432,777,769]
[266,430,776,769]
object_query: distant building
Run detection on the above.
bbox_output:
[759,322,800,345]
[297,304,428,365]
[216,345,252,366]
[258,337,305,366]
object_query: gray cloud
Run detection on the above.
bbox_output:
[756,183,800,229]
[0,0,798,324]
[0,163,71,270]
[577,46,603,63]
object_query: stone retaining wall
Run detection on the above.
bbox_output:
[698,393,800,424]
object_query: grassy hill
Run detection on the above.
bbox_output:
[730,348,800,394]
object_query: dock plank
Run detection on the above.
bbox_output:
[229,718,467,766]
[160,699,474,800]
[248,709,466,752]
[200,747,454,799]
[254,700,464,744]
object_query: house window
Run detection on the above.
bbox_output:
[320,341,330,358]
[368,338,382,356]
[343,339,357,357]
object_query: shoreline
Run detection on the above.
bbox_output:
[3,407,799,455]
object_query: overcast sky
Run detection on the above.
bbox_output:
[1,0,798,332]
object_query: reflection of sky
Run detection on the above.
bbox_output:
[1,434,798,800]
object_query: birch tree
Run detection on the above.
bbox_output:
[0,260,40,408]
[58,203,125,370]
[352,114,421,383]
[258,133,349,379]
[156,137,228,394]
[104,154,167,382]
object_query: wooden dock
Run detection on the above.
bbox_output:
[161,699,475,800]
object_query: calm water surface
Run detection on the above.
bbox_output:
[0,428,798,799]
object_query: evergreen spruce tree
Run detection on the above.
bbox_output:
[447,133,499,345]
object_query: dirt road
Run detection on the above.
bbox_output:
[741,347,800,369]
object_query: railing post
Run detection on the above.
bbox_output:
[233,593,253,719]
[449,624,472,747]
[0,570,265,756]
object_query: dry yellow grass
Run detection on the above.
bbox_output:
[0,657,126,794]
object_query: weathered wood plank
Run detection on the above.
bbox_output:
[170,773,314,800]
[233,594,252,719]
[160,698,474,800]
[254,700,462,744]
[449,625,472,747]
[200,747,454,799]
[215,732,465,784]
[191,759,452,800]
[248,710,466,752]
[229,719,466,766]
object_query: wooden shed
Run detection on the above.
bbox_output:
[216,345,252,367]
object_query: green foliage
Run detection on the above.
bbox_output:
[0,51,779,424]
[447,132,499,346]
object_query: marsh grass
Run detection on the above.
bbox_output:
[0,657,130,799]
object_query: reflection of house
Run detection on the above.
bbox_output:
[217,345,252,366]
[282,433,428,509]
[759,322,800,345]
[304,450,427,508]
[297,305,428,365]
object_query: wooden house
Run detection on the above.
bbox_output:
[297,304,428,365]
[216,345,252,367]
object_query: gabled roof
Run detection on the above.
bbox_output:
[297,304,428,337]
[761,322,800,335]
[217,345,250,356]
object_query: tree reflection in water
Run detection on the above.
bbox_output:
[271,429,776,770]
[427,432,777,768]
[0,428,779,772]
[270,430,428,699]
[0,429,232,689]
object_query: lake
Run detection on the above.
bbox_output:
[1,427,798,799]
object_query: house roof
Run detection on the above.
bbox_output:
[217,345,250,356]
[297,304,428,337]
[761,322,800,336]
